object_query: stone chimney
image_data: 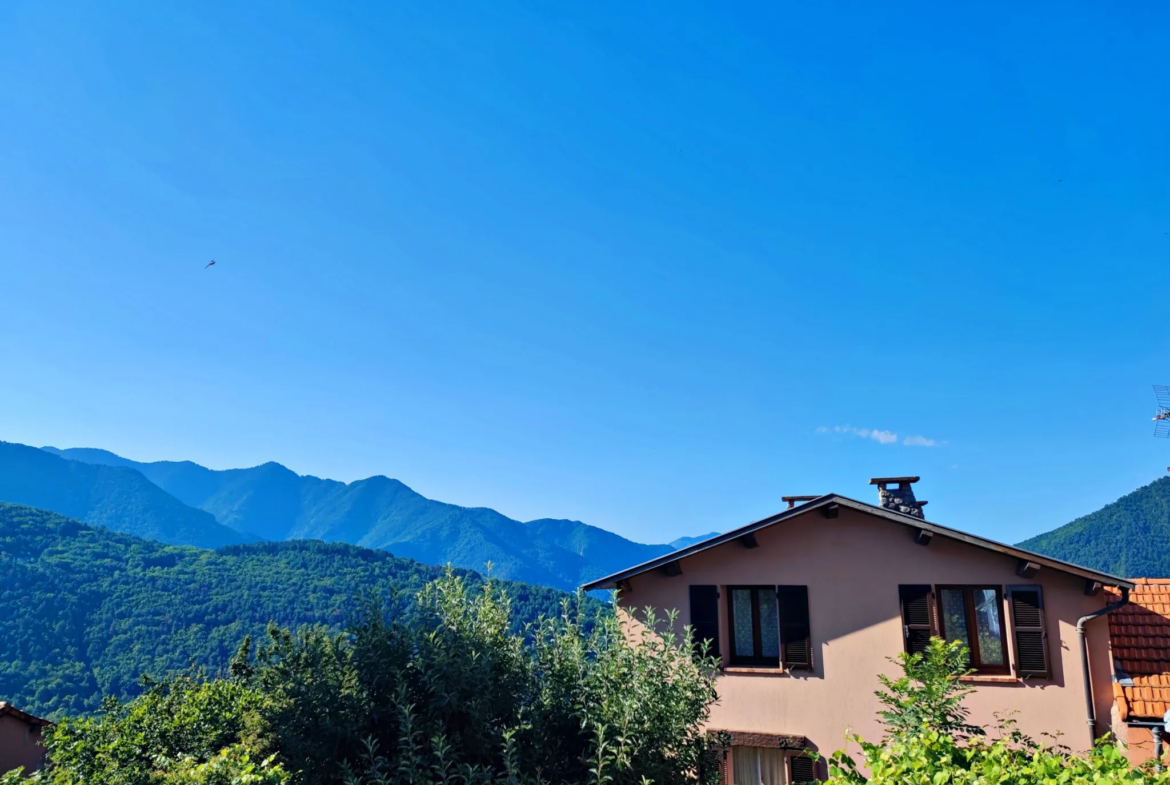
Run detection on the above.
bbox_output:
[869,476,927,519]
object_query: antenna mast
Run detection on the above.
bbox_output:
[1153,386,1170,437]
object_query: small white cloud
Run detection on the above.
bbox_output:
[865,429,899,445]
[903,435,937,447]
[819,425,899,445]
[819,426,942,447]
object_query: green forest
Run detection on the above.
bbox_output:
[0,502,588,717]
[1019,476,1170,578]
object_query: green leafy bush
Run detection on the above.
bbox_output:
[821,638,1170,785]
[25,571,720,785]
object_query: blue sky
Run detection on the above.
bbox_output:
[2,1,1169,546]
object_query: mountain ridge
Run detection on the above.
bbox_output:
[0,442,254,548]
[38,444,707,590]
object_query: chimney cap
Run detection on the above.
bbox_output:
[781,495,819,503]
[869,476,920,486]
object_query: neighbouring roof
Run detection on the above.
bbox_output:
[581,494,1135,592]
[0,702,51,727]
[1110,579,1170,722]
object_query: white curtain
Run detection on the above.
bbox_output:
[731,746,787,785]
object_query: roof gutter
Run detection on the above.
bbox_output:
[1077,587,1129,748]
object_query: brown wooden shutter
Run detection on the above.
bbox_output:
[1008,585,1050,677]
[898,584,934,655]
[790,754,817,783]
[777,585,812,670]
[689,585,721,658]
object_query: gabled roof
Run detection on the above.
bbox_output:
[1109,579,1170,721]
[0,702,51,727]
[581,494,1135,591]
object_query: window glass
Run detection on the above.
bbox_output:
[732,746,787,785]
[972,588,1005,666]
[732,589,754,658]
[940,589,970,650]
[759,590,780,659]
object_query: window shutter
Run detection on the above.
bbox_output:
[1008,586,1050,677]
[777,585,812,670]
[898,584,934,655]
[689,585,721,658]
[790,754,817,783]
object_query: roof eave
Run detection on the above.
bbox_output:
[581,494,1134,592]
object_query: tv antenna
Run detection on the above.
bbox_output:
[1154,386,1170,437]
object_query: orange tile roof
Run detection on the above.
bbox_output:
[1109,579,1170,721]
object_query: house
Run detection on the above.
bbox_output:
[1108,579,1170,767]
[0,703,50,776]
[583,478,1133,785]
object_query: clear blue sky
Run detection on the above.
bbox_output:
[2,1,1169,546]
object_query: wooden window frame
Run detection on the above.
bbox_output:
[935,585,1011,675]
[726,585,781,667]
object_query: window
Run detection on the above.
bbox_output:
[936,585,1009,674]
[728,586,780,666]
[726,585,812,669]
[731,746,786,785]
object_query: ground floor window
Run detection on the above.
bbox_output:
[730,746,786,785]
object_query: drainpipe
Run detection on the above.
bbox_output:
[1077,587,1129,748]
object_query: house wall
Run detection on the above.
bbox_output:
[617,507,1117,760]
[0,715,46,776]
[1119,726,1166,767]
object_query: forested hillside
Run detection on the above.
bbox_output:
[0,502,585,718]
[41,444,700,590]
[1019,477,1170,578]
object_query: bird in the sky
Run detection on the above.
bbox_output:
[205,260,216,269]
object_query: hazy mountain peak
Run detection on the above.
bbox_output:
[29,443,710,591]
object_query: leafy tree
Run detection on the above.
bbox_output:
[25,571,721,785]
[874,637,981,739]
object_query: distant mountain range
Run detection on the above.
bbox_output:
[0,442,715,591]
[0,501,581,717]
[1018,477,1170,578]
[0,442,253,548]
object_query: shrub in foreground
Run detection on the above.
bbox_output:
[18,572,720,785]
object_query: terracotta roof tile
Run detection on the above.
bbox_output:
[1109,581,1170,719]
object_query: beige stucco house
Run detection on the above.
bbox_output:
[583,478,1133,785]
[0,703,50,776]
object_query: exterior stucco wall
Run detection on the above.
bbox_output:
[1120,726,1166,767]
[0,715,46,776]
[616,507,1116,756]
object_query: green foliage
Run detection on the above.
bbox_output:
[822,637,1170,785]
[1020,476,1170,577]
[0,503,591,717]
[875,638,981,739]
[28,571,720,785]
